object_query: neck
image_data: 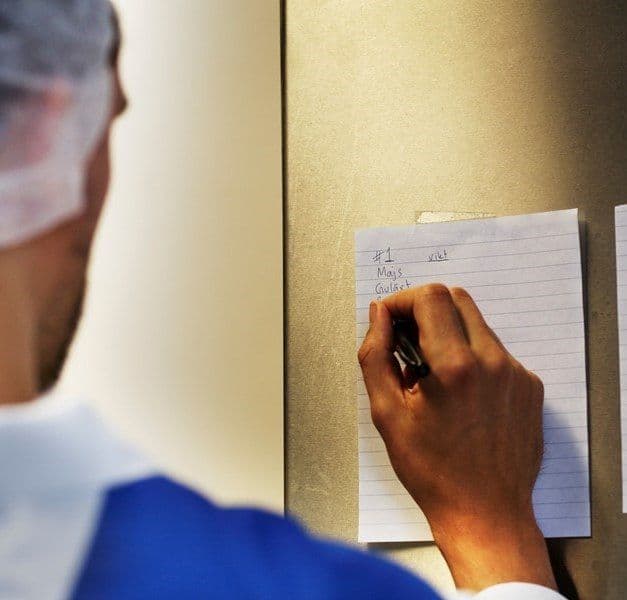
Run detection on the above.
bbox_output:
[0,254,39,406]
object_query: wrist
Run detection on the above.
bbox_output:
[430,509,557,592]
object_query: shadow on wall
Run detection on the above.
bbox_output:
[541,2,626,599]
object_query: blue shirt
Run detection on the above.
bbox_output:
[73,476,440,599]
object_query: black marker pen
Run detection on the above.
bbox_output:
[392,320,430,379]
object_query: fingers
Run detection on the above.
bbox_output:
[381,284,469,368]
[358,301,404,423]
[449,287,503,353]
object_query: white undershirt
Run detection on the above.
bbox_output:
[0,393,155,600]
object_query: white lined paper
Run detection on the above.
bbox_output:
[355,209,590,542]
[615,205,627,512]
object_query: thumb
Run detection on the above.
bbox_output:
[358,301,404,420]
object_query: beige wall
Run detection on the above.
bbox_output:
[286,1,626,596]
[60,1,284,511]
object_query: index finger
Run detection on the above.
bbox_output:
[381,284,469,365]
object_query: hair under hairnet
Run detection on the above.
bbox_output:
[0,0,114,248]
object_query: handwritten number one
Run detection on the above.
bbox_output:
[373,247,394,264]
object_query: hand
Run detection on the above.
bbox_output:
[358,284,556,591]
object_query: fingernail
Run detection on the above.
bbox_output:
[369,301,377,323]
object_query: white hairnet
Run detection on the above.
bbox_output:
[0,0,114,248]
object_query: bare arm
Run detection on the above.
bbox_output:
[358,284,556,592]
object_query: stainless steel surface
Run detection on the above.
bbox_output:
[285,2,626,597]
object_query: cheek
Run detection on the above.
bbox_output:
[84,135,112,219]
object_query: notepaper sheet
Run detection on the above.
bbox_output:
[355,209,590,542]
[615,205,627,512]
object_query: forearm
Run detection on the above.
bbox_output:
[431,511,557,592]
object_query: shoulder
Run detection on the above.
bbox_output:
[72,476,440,600]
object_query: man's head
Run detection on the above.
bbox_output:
[36,11,128,392]
[0,1,127,400]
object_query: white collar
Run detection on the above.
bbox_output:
[0,392,155,495]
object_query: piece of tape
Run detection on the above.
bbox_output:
[415,210,495,224]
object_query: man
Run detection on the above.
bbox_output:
[0,1,566,598]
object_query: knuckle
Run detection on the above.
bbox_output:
[450,286,472,302]
[529,371,545,401]
[416,283,451,300]
[440,350,478,384]
[357,340,375,367]
[483,350,512,378]
[370,403,391,432]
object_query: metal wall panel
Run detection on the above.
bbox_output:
[285,1,626,597]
